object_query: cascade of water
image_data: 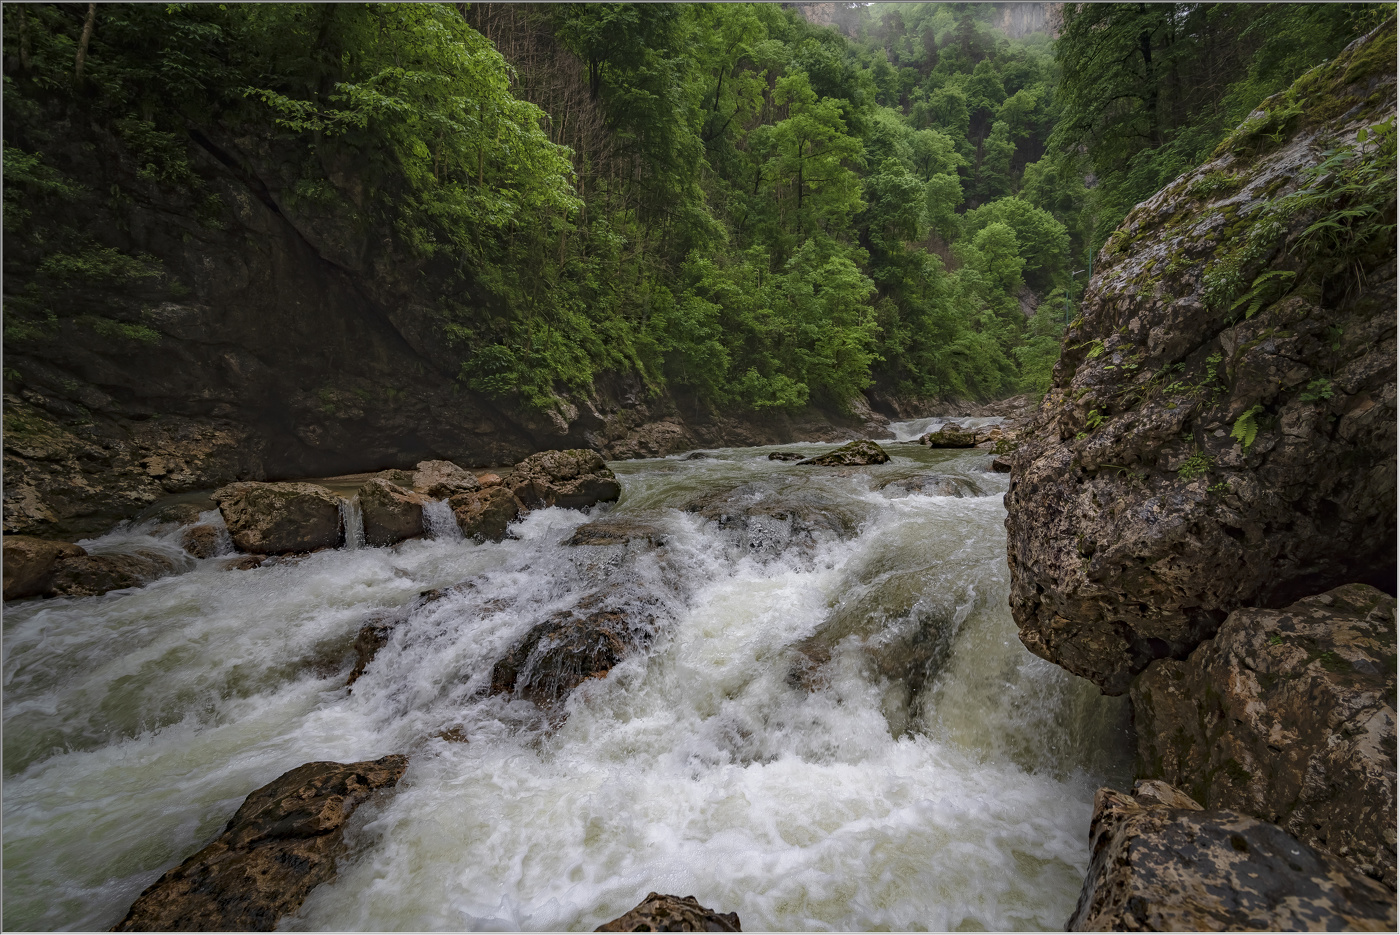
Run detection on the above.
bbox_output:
[422,499,464,540]
[1,443,1131,932]
[339,496,365,550]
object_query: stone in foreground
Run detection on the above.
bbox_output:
[1133,583,1397,883]
[796,439,889,466]
[449,486,521,541]
[212,482,343,554]
[358,477,429,547]
[490,600,650,708]
[2,535,86,600]
[1068,782,1397,931]
[596,892,741,932]
[509,449,621,509]
[114,755,409,932]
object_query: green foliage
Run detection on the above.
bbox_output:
[1177,451,1215,481]
[1298,378,1334,404]
[1230,404,1264,449]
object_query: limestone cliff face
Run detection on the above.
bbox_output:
[3,126,884,539]
[1004,22,1397,695]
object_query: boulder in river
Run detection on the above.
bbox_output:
[1005,25,1398,694]
[566,519,666,548]
[410,459,479,499]
[48,550,183,597]
[919,425,979,448]
[880,473,983,498]
[596,892,741,932]
[684,482,865,552]
[114,755,409,932]
[797,439,890,466]
[768,451,805,461]
[358,478,429,547]
[1067,782,1396,931]
[3,535,86,600]
[212,482,343,554]
[448,486,521,541]
[490,600,652,708]
[508,449,621,510]
[180,524,224,559]
[1133,583,1397,884]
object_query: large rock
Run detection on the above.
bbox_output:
[180,524,225,559]
[1005,25,1398,694]
[114,755,408,931]
[448,486,521,541]
[212,482,343,554]
[596,893,741,932]
[410,459,479,499]
[358,477,429,547]
[48,550,182,597]
[508,449,620,510]
[1133,584,1397,883]
[2,535,86,599]
[796,439,890,466]
[1067,782,1396,931]
[683,482,866,553]
[919,425,978,448]
[490,600,651,708]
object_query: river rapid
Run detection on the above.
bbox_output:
[3,428,1131,931]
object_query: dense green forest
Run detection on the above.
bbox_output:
[4,2,1390,421]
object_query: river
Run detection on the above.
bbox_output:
[3,426,1131,931]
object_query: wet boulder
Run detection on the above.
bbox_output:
[114,755,409,932]
[346,620,394,687]
[48,550,183,597]
[212,482,343,555]
[1133,584,1397,883]
[684,483,864,552]
[767,451,805,462]
[180,524,225,559]
[508,449,620,510]
[448,486,521,541]
[797,439,890,466]
[1067,782,1396,931]
[596,893,741,932]
[880,473,983,498]
[490,600,652,708]
[410,459,479,499]
[919,425,979,448]
[3,535,86,600]
[566,519,666,548]
[989,456,1012,473]
[358,478,429,547]
[1005,26,1398,695]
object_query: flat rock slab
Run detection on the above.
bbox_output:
[797,439,890,466]
[114,755,408,932]
[1134,583,1397,883]
[1069,783,1397,931]
[212,482,343,554]
[596,892,741,932]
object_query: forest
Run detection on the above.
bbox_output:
[3,2,1390,421]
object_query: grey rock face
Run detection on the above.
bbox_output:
[596,892,741,932]
[1005,28,1397,694]
[1068,783,1396,931]
[1133,583,1397,883]
[212,482,343,554]
[114,756,408,932]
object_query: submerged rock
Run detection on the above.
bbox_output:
[114,755,409,932]
[48,550,182,597]
[490,598,653,708]
[212,482,343,554]
[880,473,983,498]
[596,893,741,932]
[684,482,864,552]
[508,449,621,510]
[567,519,666,548]
[1067,782,1396,931]
[358,477,429,547]
[448,486,521,541]
[767,451,805,461]
[1005,25,1398,694]
[2,535,86,600]
[796,439,890,466]
[919,425,978,448]
[1133,584,1397,883]
[180,524,224,559]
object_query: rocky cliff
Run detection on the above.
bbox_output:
[1005,21,1397,695]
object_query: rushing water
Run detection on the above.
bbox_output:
[2,431,1131,932]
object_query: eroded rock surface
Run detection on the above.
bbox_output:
[1006,25,1398,694]
[684,482,865,554]
[1133,583,1397,883]
[449,486,522,541]
[3,535,86,600]
[880,473,983,498]
[508,449,621,510]
[596,892,741,932]
[797,439,890,466]
[1068,782,1396,931]
[212,482,343,554]
[358,477,429,547]
[567,520,666,548]
[114,755,408,932]
[48,550,184,597]
[180,524,225,559]
[919,425,978,448]
[410,459,479,499]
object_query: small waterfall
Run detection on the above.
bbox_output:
[339,496,365,549]
[422,499,464,541]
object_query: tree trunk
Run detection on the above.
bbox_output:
[74,3,96,83]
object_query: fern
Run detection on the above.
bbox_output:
[1230,404,1264,449]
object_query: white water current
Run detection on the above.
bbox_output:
[2,433,1130,931]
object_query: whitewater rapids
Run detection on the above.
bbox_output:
[3,432,1130,931]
